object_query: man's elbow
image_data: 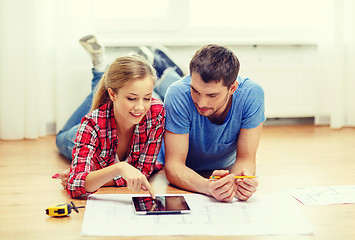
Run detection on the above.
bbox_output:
[164,159,183,186]
[164,160,175,182]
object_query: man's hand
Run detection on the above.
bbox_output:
[235,170,258,201]
[208,170,236,202]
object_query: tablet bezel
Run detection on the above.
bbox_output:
[132,195,191,215]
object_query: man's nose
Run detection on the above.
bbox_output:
[196,96,208,108]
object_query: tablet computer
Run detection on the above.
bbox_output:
[132,195,191,215]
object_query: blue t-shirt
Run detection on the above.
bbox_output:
[158,75,265,171]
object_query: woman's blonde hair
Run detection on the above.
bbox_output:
[91,55,156,111]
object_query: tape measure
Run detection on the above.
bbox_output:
[46,201,84,217]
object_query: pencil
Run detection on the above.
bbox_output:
[209,176,257,179]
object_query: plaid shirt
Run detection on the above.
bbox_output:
[67,99,165,199]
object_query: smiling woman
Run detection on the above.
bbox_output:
[65,55,165,199]
[54,36,166,199]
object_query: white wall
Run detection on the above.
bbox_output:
[43,0,355,131]
[51,0,325,132]
[1,0,354,139]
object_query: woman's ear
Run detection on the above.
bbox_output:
[107,88,116,102]
[228,81,238,95]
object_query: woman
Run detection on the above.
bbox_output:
[56,36,165,198]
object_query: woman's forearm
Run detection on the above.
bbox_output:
[84,164,120,192]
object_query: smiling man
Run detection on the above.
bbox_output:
[159,44,265,202]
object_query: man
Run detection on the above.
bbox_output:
[158,44,265,202]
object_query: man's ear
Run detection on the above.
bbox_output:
[108,88,116,102]
[228,81,238,95]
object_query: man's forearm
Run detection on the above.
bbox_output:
[165,162,210,196]
[230,156,256,176]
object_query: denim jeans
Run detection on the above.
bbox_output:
[56,67,181,160]
[56,69,103,159]
[154,67,181,102]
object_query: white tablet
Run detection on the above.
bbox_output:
[132,195,191,215]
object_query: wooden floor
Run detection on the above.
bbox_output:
[0,125,354,240]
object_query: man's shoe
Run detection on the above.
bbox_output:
[151,45,184,78]
[136,46,154,66]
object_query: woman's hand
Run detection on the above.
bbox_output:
[58,168,70,189]
[118,162,155,198]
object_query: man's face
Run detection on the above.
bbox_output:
[190,72,236,118]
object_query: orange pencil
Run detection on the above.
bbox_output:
[209,176,257,179]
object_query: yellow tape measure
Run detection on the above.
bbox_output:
[46,201,84,217]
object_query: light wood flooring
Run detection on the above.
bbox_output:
[0,124,354,240]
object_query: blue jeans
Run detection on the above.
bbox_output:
[154,67,181,102]
[56,67,181,160]
[56,69,103,159]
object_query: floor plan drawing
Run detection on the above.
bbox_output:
[287,185,355,205]
[81,193,314,236]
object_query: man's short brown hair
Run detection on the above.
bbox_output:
[189,44,240,88]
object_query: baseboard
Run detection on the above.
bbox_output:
[46,122,57,135]
[264,117,315,126]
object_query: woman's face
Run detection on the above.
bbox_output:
[109,76,154,128]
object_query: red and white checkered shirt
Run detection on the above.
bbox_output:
[67,99,165,198]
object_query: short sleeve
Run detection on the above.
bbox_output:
[241,83,266,129]
[164,80,192,134]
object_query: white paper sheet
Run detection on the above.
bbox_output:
[81,193,313,236]
[287,185,355,205]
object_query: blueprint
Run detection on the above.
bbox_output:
[287,185,355,205]
[81,193,314,236]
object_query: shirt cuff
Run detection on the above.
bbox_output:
[113,175,126,187]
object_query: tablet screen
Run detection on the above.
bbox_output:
[132,195,191,215]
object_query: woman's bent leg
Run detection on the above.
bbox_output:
[56,69,104,160]
[56,123,80,160]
